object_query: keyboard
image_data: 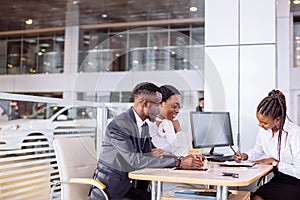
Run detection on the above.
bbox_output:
[206,155,234,162]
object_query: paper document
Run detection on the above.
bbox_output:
[174,189,232,199]
[218,160,255,167]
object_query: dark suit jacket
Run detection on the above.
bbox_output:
[196,105,204,112]
[90,107,176,200]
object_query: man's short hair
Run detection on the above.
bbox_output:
[129,82,160,102]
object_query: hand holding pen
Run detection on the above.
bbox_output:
[234,152,248,163]
[230,146,247,163]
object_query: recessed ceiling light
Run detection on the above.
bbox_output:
[190,6,198,12]
[25,19,33,25]
[293,0,300,4]
[40,43,50,47]
[102,14,108,18]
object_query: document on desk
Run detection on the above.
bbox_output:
[218,160,255,167]
[174,189,232,199]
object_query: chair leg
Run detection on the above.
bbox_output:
[49,181,61,200]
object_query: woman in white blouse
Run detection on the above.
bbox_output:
[149,85,192,156]
[234,90,300,200]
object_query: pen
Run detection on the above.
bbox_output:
[230,146,236,154]
[230,146,243,160]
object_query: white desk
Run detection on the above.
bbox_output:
[128,162,272,200]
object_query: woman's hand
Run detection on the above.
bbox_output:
[234,152,248,163]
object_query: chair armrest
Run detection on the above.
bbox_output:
[50,179,108,200]
[69,178,106,190]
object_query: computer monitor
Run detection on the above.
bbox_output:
[190,111,234,156]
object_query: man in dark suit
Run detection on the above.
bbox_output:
[196,97,204,112]
[90,82,205,200]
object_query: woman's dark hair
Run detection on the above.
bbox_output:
[257,89,287,160]
[160,85,180,102]
[256,89,286,130]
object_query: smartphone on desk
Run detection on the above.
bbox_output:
[174,167,209,171]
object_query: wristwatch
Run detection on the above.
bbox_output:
[175,156,184,167]
[272,160,278,167]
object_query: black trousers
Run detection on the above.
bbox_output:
[121,187,151,200]
[254,171,300,200]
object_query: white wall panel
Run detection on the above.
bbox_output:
[205,0,238,46]
[0,76,15,91]
[291,68,300,89]
[0,70,204,94]
[0,74,69,92]
[68,70,204,92]
[277,18,290,91]
[240,45,276,152]
[240,0,276,44]
[131,70,204,91]
[204,46,239,149]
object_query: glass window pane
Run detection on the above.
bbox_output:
[23,38,38,74]
[38,38,55,73]
[129,32,147,48]
[191,27,204,45]
[7,41,21,74]
[294,23,300,68]
[0,40,6,74]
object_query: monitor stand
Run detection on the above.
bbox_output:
[202,147,224,157]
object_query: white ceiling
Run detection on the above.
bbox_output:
[0,0,204,32]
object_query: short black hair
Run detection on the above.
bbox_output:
[199,97,204,101]
[129,82,160,102]
[160,85,180,102]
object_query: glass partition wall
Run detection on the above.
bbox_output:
[79,25,204,72]
[0,33,65,75]
[0,24,204,75]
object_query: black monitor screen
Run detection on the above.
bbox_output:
[190,112,234,150]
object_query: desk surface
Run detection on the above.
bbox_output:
[129,162,272,187]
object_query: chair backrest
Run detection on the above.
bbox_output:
[53,136,97,200]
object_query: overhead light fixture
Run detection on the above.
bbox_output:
[40,43,50,47]
[293,0,300,4]
[25,19,33,25]
[189,6,198,12]
[102,14,108,18]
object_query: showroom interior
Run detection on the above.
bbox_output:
[0,0,300,199]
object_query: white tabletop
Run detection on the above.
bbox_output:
[129,162,273,187]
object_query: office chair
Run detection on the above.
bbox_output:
[50,137,108,200]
